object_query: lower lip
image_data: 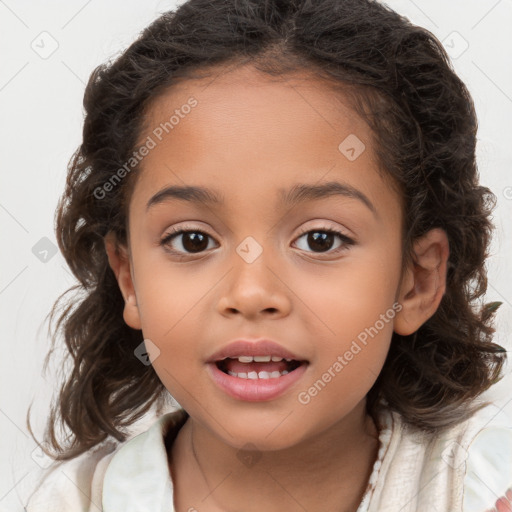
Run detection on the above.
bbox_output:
[207,362,308,402]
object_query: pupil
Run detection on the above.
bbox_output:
[308,232,334,252]
[183,232,208,253]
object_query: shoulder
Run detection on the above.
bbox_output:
[101,408,188,510]
[366,401,512,512]
[461,402,512,512]
[23,408,188,512]
[23,439,120,512]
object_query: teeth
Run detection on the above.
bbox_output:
[253,355,271,362]
[235,355,287,363]
[227,369,290,379]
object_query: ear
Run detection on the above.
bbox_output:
[394,228,450,336]
[104,231,142,330]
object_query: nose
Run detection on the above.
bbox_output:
[216,246,292,320]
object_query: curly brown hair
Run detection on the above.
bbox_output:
[28,0,507,461]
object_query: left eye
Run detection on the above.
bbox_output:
[293,228,354,254]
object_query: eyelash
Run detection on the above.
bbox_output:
[159,224,355,258]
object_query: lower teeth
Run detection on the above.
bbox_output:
[227,370,289,379]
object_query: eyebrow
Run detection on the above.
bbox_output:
[279,181,377,217]
[146,181,377,217]
[146,185,223,211]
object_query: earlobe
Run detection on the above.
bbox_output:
[104,231,142,330]
[394,228,450,336]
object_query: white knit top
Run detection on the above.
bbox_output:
[21,402,512,512]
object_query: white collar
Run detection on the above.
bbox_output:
[102,410,187,511]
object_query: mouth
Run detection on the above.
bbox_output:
[214,356,305,379]
[205,339,309,401]
[207,354,309,401]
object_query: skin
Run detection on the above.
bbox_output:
[485,489,512,512]
[105,64,449,512]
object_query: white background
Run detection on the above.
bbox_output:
[1,0,511,510]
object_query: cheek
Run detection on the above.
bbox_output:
[290,245,399,398]
[295,310,394,423]
[296,246,401,341]
[134,257,218,340]
[292,329,391,438]
[130,264,208,390]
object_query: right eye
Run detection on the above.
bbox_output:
[160,228,218,255]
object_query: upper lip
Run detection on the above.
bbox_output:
[206,339,306,363]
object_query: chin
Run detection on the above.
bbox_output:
[208,412,312,452]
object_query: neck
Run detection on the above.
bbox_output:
[169,400,379,512]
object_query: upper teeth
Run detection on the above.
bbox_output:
[233,356,292,363]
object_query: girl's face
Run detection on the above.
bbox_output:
[118,65,405,450]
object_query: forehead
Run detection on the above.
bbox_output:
[131,64,399,221]
[141,65,369,157]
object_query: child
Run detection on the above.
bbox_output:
[23,0,512,511]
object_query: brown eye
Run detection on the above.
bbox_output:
[160,230,216,254]
[294,228,354,254]
[305,232,335,252]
